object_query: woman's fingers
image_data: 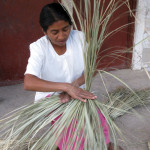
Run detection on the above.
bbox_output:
[60,86,97,103]
[67,85,97,102]
[59,92,71,103]
[76,96,87,103]
[79,90,97,99]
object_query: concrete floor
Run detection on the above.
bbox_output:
[0,69,150,150]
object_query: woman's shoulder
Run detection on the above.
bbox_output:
[30,35,48,48]
[69,30,85,45]
[70,30,84,38]
[29,36,49,56]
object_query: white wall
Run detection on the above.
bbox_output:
[132,0,150,70]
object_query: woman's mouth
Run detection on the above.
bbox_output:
[58,40,66,45]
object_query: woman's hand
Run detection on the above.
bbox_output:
[65,84,97,103]
[59,92,71,103]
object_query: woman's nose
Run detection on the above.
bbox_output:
[58,31,65,40]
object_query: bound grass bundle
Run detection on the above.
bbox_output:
[0,96,111,149]
[0,88,149,149]
[0,0,147,150]
[105,87,150,119]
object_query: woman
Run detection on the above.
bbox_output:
[24,3,122,150]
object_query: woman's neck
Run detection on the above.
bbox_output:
[52,44,66,55]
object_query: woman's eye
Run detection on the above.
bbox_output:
[52,32,58,35]
[53,33,57,35]
[63,27,69,32]
[51,31,58,35]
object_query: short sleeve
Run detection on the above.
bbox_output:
[24,42,44,77]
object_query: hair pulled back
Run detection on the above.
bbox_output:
[39,3,72,32]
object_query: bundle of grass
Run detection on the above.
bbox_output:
[0,0,146,150]
[105,87,150,119]
[0,88,149,149]
[0,96,109,149]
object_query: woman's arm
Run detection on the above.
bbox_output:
[24,74,97,102]
[24,74,68,92]
[72,73,85,87]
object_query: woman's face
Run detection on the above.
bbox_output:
[45,20,71,47]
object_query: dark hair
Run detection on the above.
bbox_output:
[39,3,72,32]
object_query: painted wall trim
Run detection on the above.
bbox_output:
[132,0,146,70]
[132,0,150,70]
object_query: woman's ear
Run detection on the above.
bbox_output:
[41,28,46,35]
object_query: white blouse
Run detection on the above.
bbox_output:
[25,30,85,101]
